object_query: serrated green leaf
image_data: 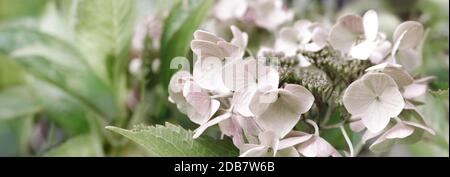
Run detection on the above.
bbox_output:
[74,0,136,83]
[160,0,214,93]
[44,134,103,157]
[106,123,238,157]
[429,88,449,98]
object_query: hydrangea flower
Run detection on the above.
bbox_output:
[274,20,328,66]
[183,80,221,125]
[369,33,392,64]
[343,73,405,133]
[246,0,294,31]
[329,9,380,60]
[391,21,425,72]
[168,70,193,114]
[348,63,435,148]
[164,9,437,157]
[366,63,433,101]
[190,26,248,93]
[250,84,315,138]
[214,0,248,21]
[223,58,279,117]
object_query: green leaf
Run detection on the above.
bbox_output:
[0,86,40,120]
[106,122,238,157]
[44,134,104,157]
[0,115,33,156]
[27,77,90,135]
[0,27,117,119]
[0,0,48,21]
[0,55,26,89]
[408,91,449,156]
[74,0,136,83]
[160,0,214,93]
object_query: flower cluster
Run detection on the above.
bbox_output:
[168,9,435,157]
[213,0,293,31]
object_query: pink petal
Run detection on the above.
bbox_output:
[193,30,225,43]
[193,112,231,138]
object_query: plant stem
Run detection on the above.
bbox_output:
[305,119,320,136]
[320,101,334,127]
[340,125,354,157]
[321,118,359,130]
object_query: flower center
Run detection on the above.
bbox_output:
[374,95,381,101]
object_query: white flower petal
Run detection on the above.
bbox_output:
[168,70,192,103]
[396,48,421,72]
[278,133,313,150]
[252,0,293,31]
[193,112,231,139]
[235,115,262,137]
[223,58,253,91]
[303,27,328,52]
[259,131,279,148]
[363,10,378,41]
[369,121,414,152]
[218,41,240,58]
[250,89,302,138]
[297,136,339,157]
[343,77,378,115]
[275,27,299,56]
[362,129,383,144]
[329,15,362,54]
[193,30,224,43]
[349,119,366,132]
[230,25,249,52]
[184,87,220,125]
[384,122,415,139]
[361,102,393,133]
[193,58,228,92]
[393,21,424,50]
[337,14,364,34]
[276,147,300,157]
[403,81,428,99]
[283,84,315,114]
[191,40,226,59]
[402,121,436,135]
[350,40,378,60]
[214,0,248,21]
[370,41,392,64]
[233,89,257,117]
[294,20,313,43]
[365,63,414,88]
[239,144,268,157]
[219,117,244,146]
[298,54,312,67]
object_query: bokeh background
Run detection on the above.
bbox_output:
[0,0,448,157]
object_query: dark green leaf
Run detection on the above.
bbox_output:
[160,0,214,93]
